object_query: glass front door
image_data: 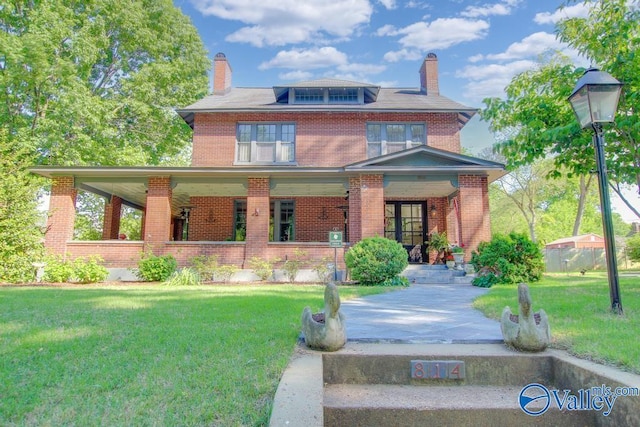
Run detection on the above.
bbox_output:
[385,202,427,263]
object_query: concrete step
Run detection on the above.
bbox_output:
[323,351,552,386]
[403,264,467,284]
[323,384,595,427]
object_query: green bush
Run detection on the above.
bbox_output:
[282,249,306,283]
[312,256,334,284]
[190,255,219,281]
[214,264,239,282]
[345,236,408,286]
[164,268,201,286]
[43,256,75,283]
[73,256,109,283]
[248,257,277,281]
[135,252,177,282]
[470,232,543,287]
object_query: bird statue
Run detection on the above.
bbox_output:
[301,282,346,351]
[501,283,550,352]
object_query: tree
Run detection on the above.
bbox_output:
[0,0,210,166]
[481,0,640,220]
[0,129,45,283]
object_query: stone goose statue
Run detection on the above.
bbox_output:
[501,283,550,352]
[301,282,346,351]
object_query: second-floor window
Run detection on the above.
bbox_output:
[236,123,296,164]
[366,123,426,157]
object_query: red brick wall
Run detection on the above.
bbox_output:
[294,197,345,241]
[360,175,385,238]
[191,111,461,167]
[245,178,270,264]
[459,175,490,259]
[144,177,172,245]
[189,196,236,241]
[102,196,122,240]
[45,176,77,255]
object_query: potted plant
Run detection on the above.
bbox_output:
[451,245,465,265]
[426,231,449,264]
[444,251,455,269]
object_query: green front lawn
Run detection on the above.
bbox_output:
[473,272,640,373]
[0,284,387,426]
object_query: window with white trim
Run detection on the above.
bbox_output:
[366,123,426,157]
[236,123,296,164]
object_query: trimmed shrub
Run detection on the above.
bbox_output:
[135,252,177,282]
[345,236,408,286]
[282,249,306,283]
[471,232,543,287]
[190,255,218,281]
[214,264,239,282]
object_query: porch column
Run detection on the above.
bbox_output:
[102,195,122,240]
[349,175,384,242]
[459,174,491,259]
[44,176,77,255]
[144,177,172,248]
[245,177,270,266]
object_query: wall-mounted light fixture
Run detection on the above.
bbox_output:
[430,204,437,218]
[252,208,260,216]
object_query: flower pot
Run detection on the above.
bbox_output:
[446,260,455,269]
[453,253,464,265]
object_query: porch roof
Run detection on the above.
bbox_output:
[31,148,505,215]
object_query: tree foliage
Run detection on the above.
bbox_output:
[0,0,210,166]
[0,129,45,283]
[481,0,640,220]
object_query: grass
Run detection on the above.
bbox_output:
[0,283,389,426]
[473,272,640,374]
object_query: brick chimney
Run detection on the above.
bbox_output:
[213,52,232,95]
[419,53,439,95]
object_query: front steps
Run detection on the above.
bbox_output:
[403,264,472,284]
[322,343,640,427]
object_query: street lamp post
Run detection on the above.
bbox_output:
[568,68,624,315]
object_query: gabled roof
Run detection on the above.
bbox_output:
[344,145,506,183]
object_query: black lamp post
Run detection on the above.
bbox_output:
[568,68,623,315]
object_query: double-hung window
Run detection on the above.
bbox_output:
[236,123,296,164]
[366,123,426,157]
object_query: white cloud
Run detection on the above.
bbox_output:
[258,47,348,70]
[189,0,373,46]
[278,70,314,81]
[383,48,422,62]
[375,24,397,36]
[382,18,490,61]
[378,0,396,10]
[534,2,590,25]
[481,32,564,61]
[461,0,522,18]
[456,60,537,102]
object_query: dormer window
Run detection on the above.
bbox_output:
[294,88,324,103]
[290,87,363,104]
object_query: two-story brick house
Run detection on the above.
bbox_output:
[33,52,505,272]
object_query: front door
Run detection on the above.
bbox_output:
[385,202,427,263]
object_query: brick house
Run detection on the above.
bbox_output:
[33,53,505,271]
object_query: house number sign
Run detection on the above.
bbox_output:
[410,360,465,380]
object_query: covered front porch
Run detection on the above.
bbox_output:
[34,147,505,271]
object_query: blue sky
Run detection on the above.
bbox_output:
[173,0,639,222]
[174,0,588,106]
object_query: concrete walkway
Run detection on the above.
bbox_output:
[340,282,502,343]
[269,281,503,426]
